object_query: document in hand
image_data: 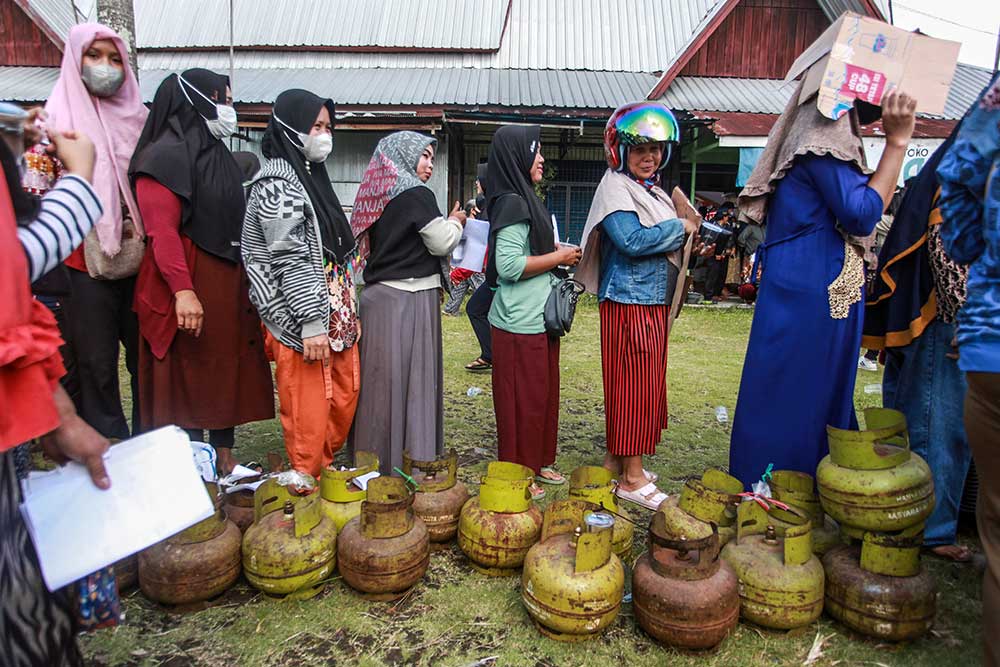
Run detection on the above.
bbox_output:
[456,217,490,272]
[20,426,214,591]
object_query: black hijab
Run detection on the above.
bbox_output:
[484,125,554,286]
[0,139,38,224]
[262,89,353,264]
[129,68,245,263]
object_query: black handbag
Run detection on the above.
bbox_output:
[543,277,585,338]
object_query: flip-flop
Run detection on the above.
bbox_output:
[615,482,669,511]
[530,485,547,501]
[536,467,566,485]
[465,358,493,373]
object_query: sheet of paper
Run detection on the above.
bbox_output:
[456,217,490,272]
[20,426,214,591]
[551,214,561,245]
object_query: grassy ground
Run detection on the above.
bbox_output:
[81,300,983,666]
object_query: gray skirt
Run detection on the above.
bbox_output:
[352,283,444,475]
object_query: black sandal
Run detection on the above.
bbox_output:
[465,358,493,372]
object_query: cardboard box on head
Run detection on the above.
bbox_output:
[784,12,961,121]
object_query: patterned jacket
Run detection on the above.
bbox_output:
[242,158,358,353]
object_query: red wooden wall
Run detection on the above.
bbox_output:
[0,0,62,66]
[680,0,829,79]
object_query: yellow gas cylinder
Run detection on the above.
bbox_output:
[818,408,934,538]
[403,450,470,543]
[242,478,338,600]
[823,524,937,641]
[521,500,625,642]
[657,468,742,546]
[769,470,841,556]
[320,451,380,532]
[139,482,242,605]
[568,466,633,561]
[338,476,430,600]
[721,501,825,630]
[458,462,543,576]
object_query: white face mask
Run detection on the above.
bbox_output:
[81,64,125,98]
[275,114,333,163]
[178,75,238,140]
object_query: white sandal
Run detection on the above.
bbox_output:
[615,482,668,511]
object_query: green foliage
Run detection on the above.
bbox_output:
[84,304,981,666]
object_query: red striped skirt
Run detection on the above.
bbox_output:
[600,300,669,456]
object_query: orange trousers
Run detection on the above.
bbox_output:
[264,330,360,479]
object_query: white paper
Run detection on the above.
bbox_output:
[455,217,490,272]
[20,426,214,591]
[552,214,561,245]
[350,471,380,491]
[220,465,266,494]
[190,441,217,482]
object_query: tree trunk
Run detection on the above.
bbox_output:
[96,0,139,80]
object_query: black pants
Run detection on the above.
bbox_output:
[184,428,235,450]
[704,257,729,298]
[466,282,495,363]
[63,270,140,440]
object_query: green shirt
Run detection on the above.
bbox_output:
[488,222,557,334]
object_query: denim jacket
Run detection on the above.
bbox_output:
[937,73,1000,373]
[597,210,686,305]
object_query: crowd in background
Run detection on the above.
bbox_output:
[2,21,1000,666]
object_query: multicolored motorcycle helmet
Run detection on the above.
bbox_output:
[604,101,680,173]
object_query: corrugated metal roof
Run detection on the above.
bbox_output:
[664,77,794,114]
[943,63,994,119]
[0,66,60,102]
[138,67,658,110]
[135,0,728,74]
[19,0,80,42]
[816,0,884,22]
[135,0,510,50]
[690,111,957,138]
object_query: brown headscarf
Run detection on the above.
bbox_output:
[739,78,871,227]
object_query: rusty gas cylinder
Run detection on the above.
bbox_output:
[633,512,739,650]
[568,466,634,560]
[521,500,625,642]
[769,470,841,556]
[242,478,338,600]
[338,476,430,600]
[320,451,380,532]
[818,408,934,538]
[823,524,937,641]
[459,462,544,576]
[658,468,742,546]
[403,449,470,543]
[223,488,256,533]
[139,482,242,605]
[721,501,825,630]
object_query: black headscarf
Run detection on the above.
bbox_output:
[0,139,38,224]
[262,89,353,264]
[484,125,554,286]
[129,68,245,263]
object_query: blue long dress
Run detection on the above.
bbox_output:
[729,154,883,488]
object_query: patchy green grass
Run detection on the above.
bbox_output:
[81,301,982,666]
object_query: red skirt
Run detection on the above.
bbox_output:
[139,247,274,430]
[599,300,669,456]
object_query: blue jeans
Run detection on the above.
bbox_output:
[883,319,971,546]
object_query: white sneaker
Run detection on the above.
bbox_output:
[858,356,878,372]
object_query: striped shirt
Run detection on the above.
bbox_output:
[17,174,103,283]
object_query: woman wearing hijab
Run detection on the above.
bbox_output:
[129,70,274,475]
[863,129,973,563]
[243,89,359,479]
[728,75,917,489]
[351,132,466,475]
[465,162,496,373]
[576,101,701,510]
[486,125,581,500]
[24,24,147,441]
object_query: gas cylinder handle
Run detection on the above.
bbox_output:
[401,449,458,492]
[648,523,720,558]
[827,408,911,470]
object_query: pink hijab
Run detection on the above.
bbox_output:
[45,23,148,256]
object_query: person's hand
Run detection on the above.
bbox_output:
[881,90,917,148]
[692,239,716,257]
[303,334,331,363]
[449,201,468,227]
[47,130,96,182]
[175,290,204,337]
[40,386,110,489]
[556,244,582,267]
[21,107,46,148]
